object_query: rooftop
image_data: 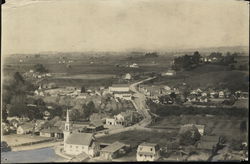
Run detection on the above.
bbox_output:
[65,132,94,146]
[111,84,130,87]
[200,135,220,142]
[139,142,158,147]
[100,141,128,153]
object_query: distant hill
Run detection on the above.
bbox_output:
[177,46,249,55]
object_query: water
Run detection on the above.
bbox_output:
[1,147,64,163]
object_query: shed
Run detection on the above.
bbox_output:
[100,141,130,160]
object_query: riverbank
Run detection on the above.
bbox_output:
[11,140,62,152]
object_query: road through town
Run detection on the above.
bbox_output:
[95,77,156,138]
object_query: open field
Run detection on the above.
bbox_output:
[98,129,178,148]
[150,115,247,141]
[54,74,116,80]
[2,134,52,147]
[146,64,249,91]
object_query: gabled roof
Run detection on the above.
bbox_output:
[100,141,127,153]
[90,121,104,127]
[200,135,220,142]
[19,123,34,130]
[139,142,159,148]
[197,141,217,150]
[40,127,62,133]
[111,84,129,87]
[65,133,94,146]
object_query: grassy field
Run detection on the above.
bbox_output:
[98,129,178,148]
[150,115,247,141]
[146,64,249,91]
[3,54,173,87]
[2,134,52,147]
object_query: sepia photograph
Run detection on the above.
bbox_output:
[1,0,249,163]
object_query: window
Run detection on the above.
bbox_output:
[76,146,78,149]
[70,145,72,148]
[150,148,153,151]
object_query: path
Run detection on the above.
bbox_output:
[95,77,156,138]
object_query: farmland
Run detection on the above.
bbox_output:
[145,64,249,91]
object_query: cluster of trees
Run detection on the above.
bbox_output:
[210,52,237,66]
[145,52,159,58]
[34,64,48,73]
[69,101,98,121]
[172,51,202,71]
[2,72,36,122]
[147,99,248,117]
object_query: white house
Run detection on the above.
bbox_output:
[161,70,176,76]
[106,118,116,126]
[136,143,160,161]
[124,73,132,80]
[109,84,130,93]
[16,123,34,135]
[113,91,132,100]
[219,91,225,98]
[129,63,139,68]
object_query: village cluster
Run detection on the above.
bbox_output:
[2,54,248,162]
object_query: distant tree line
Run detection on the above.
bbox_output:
[172,51,202,71]
[34,64,48,73]
[147,99,248,117]
[145,52,159,58]
[172,51,245,71]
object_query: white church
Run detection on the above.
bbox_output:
[63,110,100,157]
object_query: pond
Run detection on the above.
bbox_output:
[1,147,65,163]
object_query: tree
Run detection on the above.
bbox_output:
[89,113,102,123]
[70,108,81,121]
[82,101,96,119]
[81,86,86,93]
[240,120,247,133]
[179,126,201,146]
[34,64,48,73]
[193,51,201,64]
[13,72,25,85]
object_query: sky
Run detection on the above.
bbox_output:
[2,0,249,55]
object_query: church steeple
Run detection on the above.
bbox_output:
[66,109,70,123]
[64,109,71,142]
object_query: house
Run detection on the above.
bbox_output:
[218,91,225,98]
[161,70,176,76]
[113,91,132,100]
[109,84,130,93]
[35,120,46,132]
[29,69,34,73]
[136,142,160,161]
[43,110,51,120]
[197,136,220,152]
[201,92,208,97]
[34,89,45,96]
[164,85,171,91]
[100,141,130,160]
[42,83,57,89]
[63,110,100,157]
[124,73,132,80]
[40,127,63,138]
[209,90,218,98]
[87,121,104,132]
[199,96,208,103]
[17,123,34,134]
[114,112,133,127]
[187,95,197,102]
[129,63,139,68]
[106,118,116,126]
